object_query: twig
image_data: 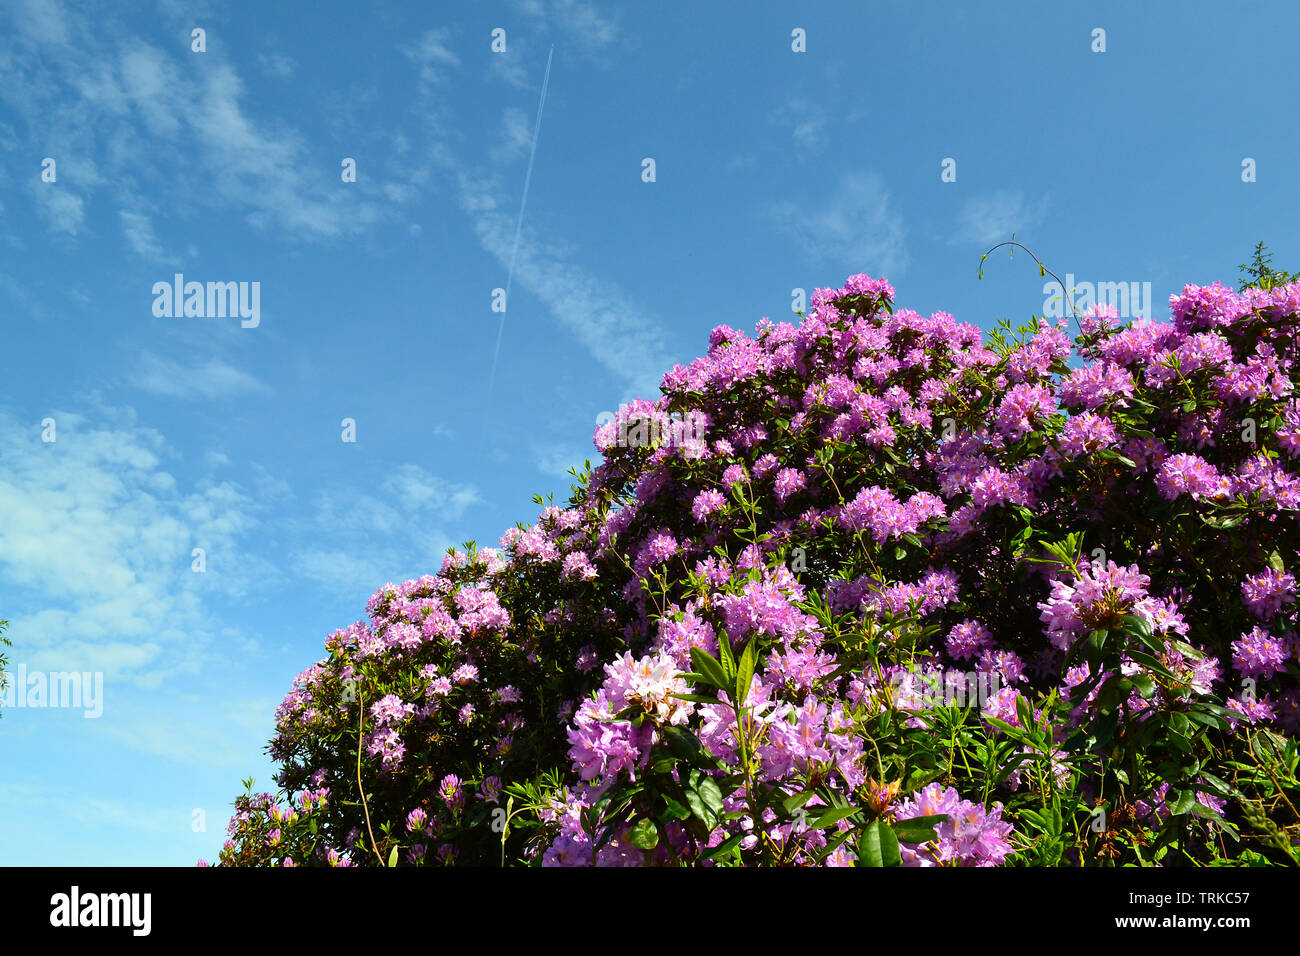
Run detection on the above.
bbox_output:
[356,692,386,866]
[978,240,1084,338]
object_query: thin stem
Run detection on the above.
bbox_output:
[356,693,386,866]
[980,240,1084,338]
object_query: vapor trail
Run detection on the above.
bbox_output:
[488,45,554,395]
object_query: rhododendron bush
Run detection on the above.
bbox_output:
[215,272,1300,867]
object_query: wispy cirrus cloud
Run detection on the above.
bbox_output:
[257,51,295,78]
[33,184,85,235]
[119,209,175,263]
[513,0,620,55]
[0,406,268,685]
[772,95,830,153]
[0,4,423,246]
[12,0,70,45]
[0,403,477,689]
[491,106,534,165]
[393,25,674,398]
[456,169,675,397]
[953,189,1050,248]
[293,464,480,593]
[767,171,908,279]
[533,440,591,481]
[403,28,462,90]
[129,351,272,401]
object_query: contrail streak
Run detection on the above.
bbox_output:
[488,45,554,395]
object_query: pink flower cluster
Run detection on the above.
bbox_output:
[224,268,1300,868]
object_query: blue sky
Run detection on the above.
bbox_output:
[0,0,1295,865]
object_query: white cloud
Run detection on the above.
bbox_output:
[487,48,531,89]
[119,44,185,136]
[13,0,69,45]
[0,780,187,839]
[767,171,908,280]
[0,408,265,684]
[119,209,173,262]
[33,185,84,235]
[295,550,395,593]
[773,96,828,152]
[535,442,590,480]
[403,28,462,89]
[491,106,534,165]
[514,0,618,53]
[257,52,295,78]
[383,19,672,400]
[0,406,476,685]
[292,465,480,592]
[99,696,263,767]
[0,19,397,246]
[129,352,272,401]
[954,190,1049,247]
[191,61,369,239]
[456,171,673,397]
[383,464,480,515]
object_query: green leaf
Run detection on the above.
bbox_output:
[1015,692,1035,731]
[1092,709,1120,748]
[670,692,723,706]
[983,716,1025,738]
[1096,676,1131,715]
[628,817,660,850]
[1121,614,1153,644]
[816,828,855,862]
[1188,800,1226,826]
[1196,772,1235,799]
[1195,701,1238,721]
[1167,639,1205,661]
[689,647,729,692]
[683,788,710,825]
[783,789,815,816]
[1127,650,1175,677]
[858,821,902,867]
[696,776,725,818]
[892,814,946,844]
[387,845,399,868]
[1168,788,1195,816]
[717,631,737,684]
[700,832,744,861]
[734,638,757,707]
[660,789,692,821]
[660,723,712,764]
[805,805,859,829]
